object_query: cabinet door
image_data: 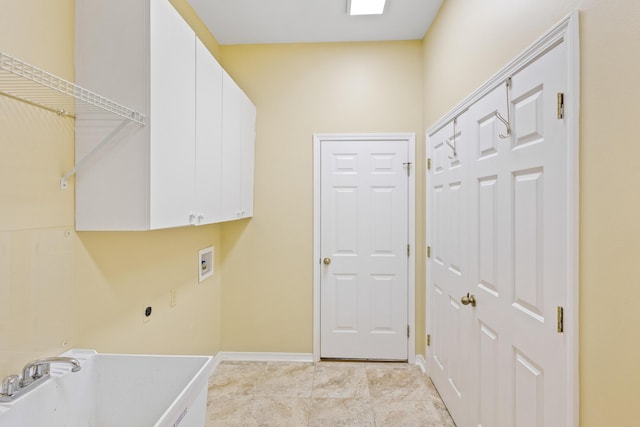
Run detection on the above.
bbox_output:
[195,38,223,225]
[149,0,196,229]
[221,71,244,221]
[221,71,256,222]
[75,0,151,230]
[240,92,256,218]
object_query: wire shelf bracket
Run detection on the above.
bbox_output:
[0,51,147,189]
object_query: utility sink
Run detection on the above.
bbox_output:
[0,349,214,427]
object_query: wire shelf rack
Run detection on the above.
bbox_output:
[0,51,146,124]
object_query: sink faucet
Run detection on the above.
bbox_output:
[0,356,81,401]
[21,357,81,386]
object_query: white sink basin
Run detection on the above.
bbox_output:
[0,349,214,427]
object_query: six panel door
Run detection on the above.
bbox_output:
[429,40,569,427]
[427,115,475,427]
[320,139,409,360]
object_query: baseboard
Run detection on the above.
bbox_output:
[212,351,314,370]
[415,354,427,374]
[212,351,426,374]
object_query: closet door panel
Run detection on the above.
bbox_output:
[427,114,474,427]
[465,42,568,427]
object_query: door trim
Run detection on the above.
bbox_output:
[425,12,579,427]
[313,133,416,363]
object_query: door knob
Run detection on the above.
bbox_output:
[461,293,477,307]
[323,257,331,265]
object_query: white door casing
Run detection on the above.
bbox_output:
[427,13,579,427]
[313,134,416,362]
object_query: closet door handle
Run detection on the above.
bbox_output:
[461,293,477,307]
[323,258,331,265]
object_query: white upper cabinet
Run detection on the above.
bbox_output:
[221,71,256,222]
[195,38,224,226]
[149,0,197,229]
[240,92,256,218]
[74,0,255,230]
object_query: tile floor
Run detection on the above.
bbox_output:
[206,360,456,426]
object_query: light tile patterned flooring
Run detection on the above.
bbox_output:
[206,360,456,426]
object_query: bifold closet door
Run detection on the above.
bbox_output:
[429,39,569,427]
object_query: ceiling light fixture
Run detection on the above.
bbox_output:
[348,0,387,16]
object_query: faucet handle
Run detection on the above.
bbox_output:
[20,362,49,385]
[1,375,20,396]
[34,363,50,379]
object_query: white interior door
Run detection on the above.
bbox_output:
[320,138,409,360]
[429,38,571,427]
[427,114,474,426]
[469,41,568,427]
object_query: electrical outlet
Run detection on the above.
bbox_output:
[143,306,152,323]
[170,289,177,308]
[198,246,214,282]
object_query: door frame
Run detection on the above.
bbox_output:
[313,133,416,363]
[425,12,579,427]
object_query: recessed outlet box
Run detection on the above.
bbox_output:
[199,246,214,282]
[143,306,152,323]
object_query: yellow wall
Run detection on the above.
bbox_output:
[170,0,221,61]
[218,42,424,352]
[5,0,640,424]
[422,1,640,425]
[0,0,76,378]
[0,0,223,378]
[74,227,222,355]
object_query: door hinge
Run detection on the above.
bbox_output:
[407,244,410,257]
[407,325,410,338]
[557,92,564,119]
[557,306,564,333]
[427,334,431,346]
[403,162,412,177]
[427,246,431,258]
[427,158,431,171]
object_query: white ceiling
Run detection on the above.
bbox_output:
[187,0,444,45]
